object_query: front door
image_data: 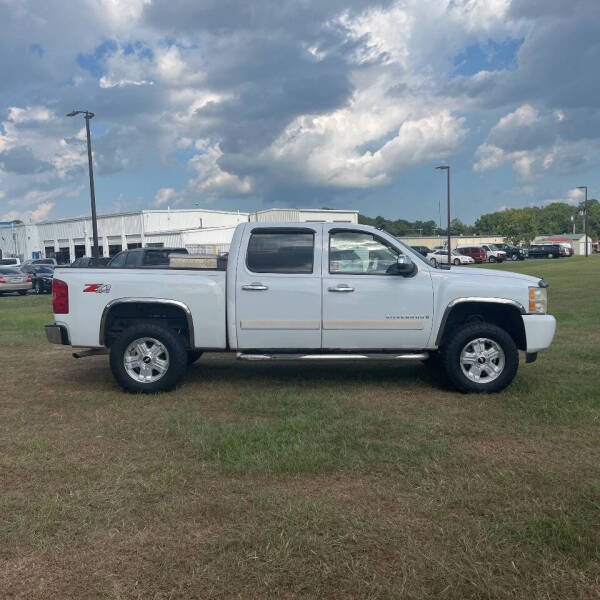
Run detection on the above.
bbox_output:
[322,227,434,350]
[235,225,322,349]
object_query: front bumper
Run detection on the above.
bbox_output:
[45,323,70,345]
[522,315,556,353]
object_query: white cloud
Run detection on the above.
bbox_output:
[2,201,54,222]
[154,187,177,207]
[187,142,253,197]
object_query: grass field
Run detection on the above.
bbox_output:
[1,257,599,599]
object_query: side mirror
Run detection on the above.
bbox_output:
[390,254,416,276]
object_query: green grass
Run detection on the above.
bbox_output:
[0,258,599,599]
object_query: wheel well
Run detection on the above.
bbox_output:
[102,302,193,347]
[438,302,526,350]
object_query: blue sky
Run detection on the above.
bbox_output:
[1,0,599,224]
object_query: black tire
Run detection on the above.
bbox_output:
[547,253,554,259]
[511,254,518,261]
[187,350,204,365]
[441,322,519,393]
[17,290,27,296]
[431,258,437,267]
[489,256,496,263]
[109,322,188,393]
[453,258,461,265]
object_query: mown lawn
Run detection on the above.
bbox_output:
[1,257,599,599]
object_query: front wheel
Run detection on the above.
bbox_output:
[109,322,188,393]
[17,290,27,295]
[511,254,518,261]
[453,258,461,265]
[489,256,496,263]
[441,323,519,393]
[430,258,437,267]
[547,253,554,258]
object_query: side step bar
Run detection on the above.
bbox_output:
[237,352,429,361]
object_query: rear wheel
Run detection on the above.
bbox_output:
[511,253,518,261]
[489,256,496,263]
[430,258,437,267]
[547,253,554,258]
[17,290,27,296]
[109,322,188,393]
[453,258,461,265]
[441,322,519,393]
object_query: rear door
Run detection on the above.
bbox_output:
[322,226,434,350]
[235,225,322,349]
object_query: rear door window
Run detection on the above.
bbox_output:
[247,229,314,274]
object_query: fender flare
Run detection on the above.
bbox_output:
[99,297,195,347]
[434,297,526,346]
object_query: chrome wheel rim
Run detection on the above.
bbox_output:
[124,337,170,383]
[460,338,505,384]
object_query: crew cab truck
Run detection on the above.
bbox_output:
[45,222,556,394]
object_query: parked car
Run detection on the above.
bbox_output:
[0,267,31,295]
[410,245,431,257]
[426,249,475,266]
[457,244,505,263]
[107,247,189,268]
[70,256,111,268]
[528,244,566,259]
[455,246,488,263]
[45,222,556,395]
[497,244,526,261]
[20,264,54,294]
[0,257,21,267]
[23,258,58,267]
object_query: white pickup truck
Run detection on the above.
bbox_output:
[45,222,556,394]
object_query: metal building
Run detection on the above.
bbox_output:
[0,207,358,263]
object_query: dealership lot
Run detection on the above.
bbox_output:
[1,257,599,598]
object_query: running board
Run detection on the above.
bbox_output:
[72,348,109,359]
[236,352,429,361]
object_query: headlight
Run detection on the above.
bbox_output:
[528,286,547,314]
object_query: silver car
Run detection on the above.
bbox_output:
[0,267,32,296]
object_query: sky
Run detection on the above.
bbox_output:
[1,0,599,225]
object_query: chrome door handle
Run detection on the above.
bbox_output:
[242,282,269,291]
[328,284,355,292]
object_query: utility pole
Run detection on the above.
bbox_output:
[436,165,451,266]
[576,186,588,257]
[67,110,99,259]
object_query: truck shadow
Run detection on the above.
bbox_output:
[185,355,447,391]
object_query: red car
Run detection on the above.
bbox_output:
[456,246,488,263]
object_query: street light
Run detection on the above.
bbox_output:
[67,110,99,259]
[435,165,451,266]
[576,185,588,257]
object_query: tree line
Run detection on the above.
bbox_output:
[358,200,600,245]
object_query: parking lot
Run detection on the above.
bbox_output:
[1,257,599,598]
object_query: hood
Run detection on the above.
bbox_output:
[441,266,542,285]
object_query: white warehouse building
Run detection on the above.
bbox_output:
[0,207,358,264]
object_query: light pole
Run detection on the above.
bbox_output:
[436,165,451,266]
[67,110,99,259]
[576,186,588,257]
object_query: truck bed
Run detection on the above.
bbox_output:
[54,267,227,349]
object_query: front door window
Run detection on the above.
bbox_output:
[329,231,399,275]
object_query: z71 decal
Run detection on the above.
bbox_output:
[83,283,112,294]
